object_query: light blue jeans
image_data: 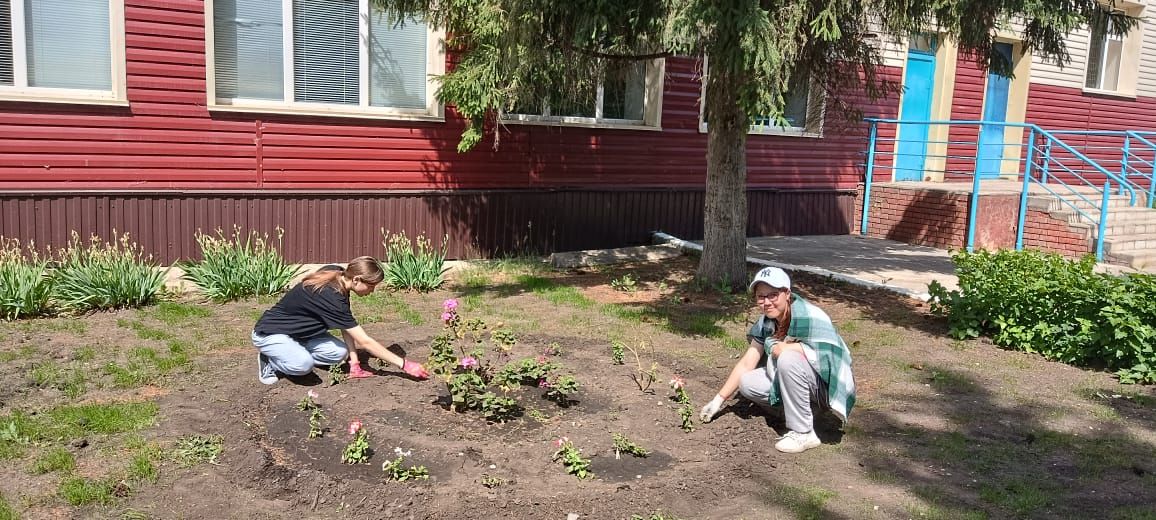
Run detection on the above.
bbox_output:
[251,331,348,376]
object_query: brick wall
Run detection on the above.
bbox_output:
[855,184,1096,258]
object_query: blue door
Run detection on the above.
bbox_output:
[895,40,937,181]
[976,43,1014,178]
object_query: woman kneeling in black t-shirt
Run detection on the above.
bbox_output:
[251,256,429,384]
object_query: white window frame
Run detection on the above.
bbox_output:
[1082,2,1143,97]
[501,59,665,131]
[697,58,825,138]
[205,0,446,121]
[0,0,128,105]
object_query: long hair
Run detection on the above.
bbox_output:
[302,256,384,294]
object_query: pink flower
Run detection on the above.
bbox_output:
[554,436,568,447]
[441,311,454,323]
[307,389,319,400]
[443,299,458,311]
[538,379,552,388]
[535,355,547,364]
[669,376,685,390]
[460,356,479,369]
[348,420,362,435]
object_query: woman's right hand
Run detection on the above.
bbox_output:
[402,359,430,379]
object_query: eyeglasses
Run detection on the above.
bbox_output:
[754,289,786,301]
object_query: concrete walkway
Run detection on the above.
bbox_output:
[655,233,958,301]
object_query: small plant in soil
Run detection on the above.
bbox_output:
[480,474,507,488]
[541,374,580,406]
[610,340,626,365]
[296,389,319,411]
[670,376,694,432]
[381,447,429,481]
[329,365,348,387]
[552,437,592,480]
[172,434,223,466]
[610,273,638,293]
[542,342,563,356]
[308,408,325,439]
[612,433,650,459]
[342,420,372,464]
[622,341,658,393]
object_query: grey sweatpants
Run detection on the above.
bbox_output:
[737,350,827,433]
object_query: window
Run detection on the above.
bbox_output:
[699,61,824,137]
[0,0,126,104]
[1085,13,1124,90]
[503,59,664,129]
[207,0,444,119]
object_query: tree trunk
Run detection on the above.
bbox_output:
[696,53,749,292]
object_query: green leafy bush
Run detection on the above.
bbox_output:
[0,238,53,320]
[928,250,1156,384]
[382,230,449,292]
[51,232,168,312]
[182,227,300,302]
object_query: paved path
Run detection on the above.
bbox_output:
[655,233,958,301]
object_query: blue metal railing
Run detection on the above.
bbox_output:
[861,118,1140,261]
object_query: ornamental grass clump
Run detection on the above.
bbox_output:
[381,229,449,292]
[49,232,168,313]
[181,226,300,302]
[0,238,53,320]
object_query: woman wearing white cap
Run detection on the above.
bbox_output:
[698,266,856,453]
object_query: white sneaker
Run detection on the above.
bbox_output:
[257,353,279,385]
[775,430,821,453]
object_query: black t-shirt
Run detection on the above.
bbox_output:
[254,265,358,340]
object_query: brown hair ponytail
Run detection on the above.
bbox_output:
[302,256,384,294]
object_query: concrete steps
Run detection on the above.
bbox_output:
[1038,190,1156,271]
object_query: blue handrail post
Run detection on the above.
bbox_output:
[1041,140,1053,184]
[1016,128,1037,251]
[860,120,879,236]
[967,131,984,253]
[1096,181,1110,262]
[1149,156,1156,209]
[1121,135,1130,196]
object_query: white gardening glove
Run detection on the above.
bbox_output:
[699,394,725,423]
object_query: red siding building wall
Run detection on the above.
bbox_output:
[0,1,901,261]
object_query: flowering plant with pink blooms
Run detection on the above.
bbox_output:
[425,302,526,422]
[670,376,694,432]
[342,420,371,464]
[551,437,592,480]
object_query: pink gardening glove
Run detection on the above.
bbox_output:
[348,362,374,379]
[402,359,429,379]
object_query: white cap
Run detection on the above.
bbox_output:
[748,266,791,292]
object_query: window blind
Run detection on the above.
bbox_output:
[214,0,284,100]
[368,10,426,108]
[1,0,12,85]
[293,0,358,105]
[25,0,111,90]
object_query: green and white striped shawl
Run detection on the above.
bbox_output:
[764,295,857,423]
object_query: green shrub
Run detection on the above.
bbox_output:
[929,250,1156,383]
[382,230,449,292]
[0,238,53,320]
[50,232,168,313]
[182,227,300,302]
